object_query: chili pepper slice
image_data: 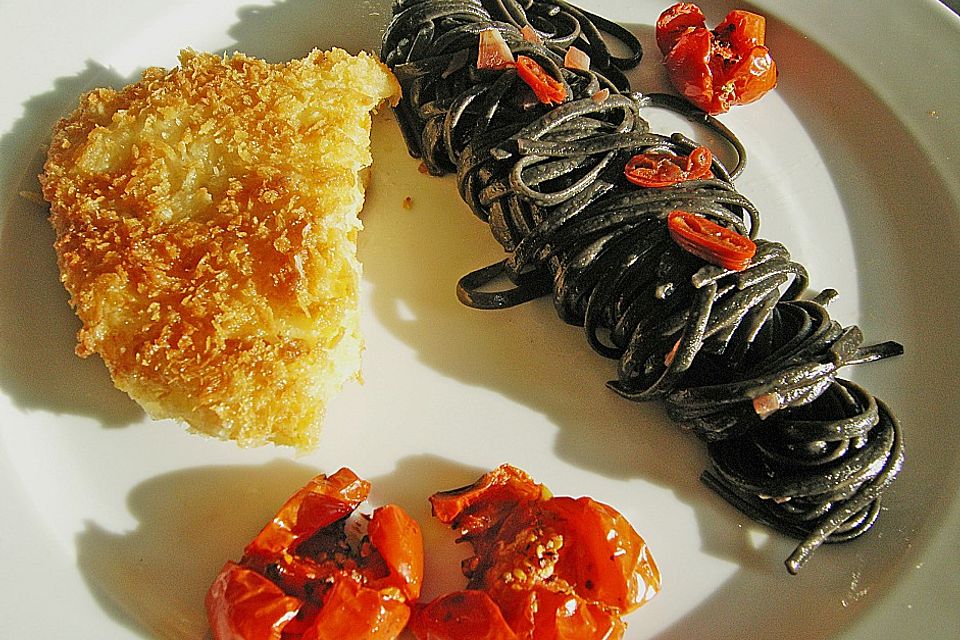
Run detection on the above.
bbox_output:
[624,145,713,188]
[667,209,756,271]
[515,55,567,105]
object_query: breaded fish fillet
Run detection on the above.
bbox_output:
[40,48,400,448]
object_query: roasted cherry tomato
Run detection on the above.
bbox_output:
[206,468,424,640]
[367,503,424,600]
[429,463,548,537]
[516,55,567,106]
[624,145,713,188]
[655,2,706,56]
[297,576,411,640]
[667,209,757,271]
[243,467,369,561]
[206,562,301,640]
[656,3,777,114]
[411,465,660,640]
[410,590,519,640]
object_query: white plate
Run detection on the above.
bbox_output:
[2,1,959,638]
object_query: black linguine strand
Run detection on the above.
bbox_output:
[381,0,903,574]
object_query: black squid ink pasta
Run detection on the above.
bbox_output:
[381,0,904,574]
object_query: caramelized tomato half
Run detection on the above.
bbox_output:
[656,2,778,114]
[411,465,660,640]
[205,468,424,640]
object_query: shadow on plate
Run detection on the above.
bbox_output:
[0,61,144,426]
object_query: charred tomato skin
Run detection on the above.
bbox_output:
[657,2,778,114]
[206,468,424,640]
[416,465,660,640]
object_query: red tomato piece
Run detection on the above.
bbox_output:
[536,497,661,611]
[667,210,757,271]
[717,44,777,108]
[367,504,425,601]
[624,145,713,188]
[657,3,778,114]
[300,577,411,640]
[244,467,370,561]
[516,55,567,105]
[655,2,706,56]
[205,562,301,640]
[492,585,624,640]
[429,464,548,539]
[420,465,660,640]
[206,468,424,640]
[410,590,519,640]
[715,9,767,50]
[662,26,716,110]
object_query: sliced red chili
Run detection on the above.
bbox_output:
[515,55,567,105]
[667,209,756,271]
[624,145,713,188]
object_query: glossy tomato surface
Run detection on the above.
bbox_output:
[205,468,423,640]
[657,2,777,114]
[415,465,659,640]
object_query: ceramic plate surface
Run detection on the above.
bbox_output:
[2,1,959,638]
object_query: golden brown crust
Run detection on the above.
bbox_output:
[40,48,400,448]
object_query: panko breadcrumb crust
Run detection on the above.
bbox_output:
[40,48,400,448]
